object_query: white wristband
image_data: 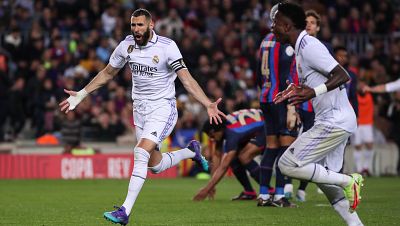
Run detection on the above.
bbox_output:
[313,84,328,96]
[77,89,88,98]
[67,89,88,110]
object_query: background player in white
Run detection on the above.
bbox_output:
[271,3,364,226]
[59,9,225,225]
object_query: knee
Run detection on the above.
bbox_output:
[132,147,150,175]
[134,147,150,163]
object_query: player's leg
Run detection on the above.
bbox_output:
[275,103,297,204]
[273,135,297,207]
[278,124,364,211]
[104,137,156,225]
[104,109,147,225]
[148,141,207,174]
[258,103,279,205]
[237,136,264,184]
[296,109,315,201]
[258,147,277,204]
[296,181,308,202]
[317,184,364,226]
[258,135,279,205]
[105,100,178,224]
[122,139,157,212]
[147,100,208,173]
[278,125,352,185]
[230,157,257,200]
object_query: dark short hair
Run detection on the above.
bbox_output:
[278,2,306,30]
[305,10,321,26]
[202,120,226,135]
[132,8,152,20]
[333,46,347,54]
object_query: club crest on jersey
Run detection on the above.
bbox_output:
[152,55,159,64]
[127,45,134,53]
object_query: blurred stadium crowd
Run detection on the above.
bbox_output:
[0,0,400,152]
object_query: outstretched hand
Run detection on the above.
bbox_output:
[273,83,315,106]
[59,89,88,114]
[193,187,213,201]
[208,187,216,200]
[207,98,227,125]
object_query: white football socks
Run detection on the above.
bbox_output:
[149,148,195,174]
[279,161,351,188]
[122,147,150,216]
[318,184,363,226]
[333,199,364,226]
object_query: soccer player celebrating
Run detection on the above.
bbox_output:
[59,9,225,225]
[193,109,265,201]
[272,3,364,226]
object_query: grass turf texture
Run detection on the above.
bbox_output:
[0,177,399,225]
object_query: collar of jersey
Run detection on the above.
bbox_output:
[295,30,308,56]
[135,30,158,49]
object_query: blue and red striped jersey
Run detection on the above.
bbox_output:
[257,33,296,103]
[223,109,264,152]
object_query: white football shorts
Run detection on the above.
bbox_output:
[133,99,178,146]
[281,124,351,172]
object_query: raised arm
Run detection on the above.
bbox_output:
[59,64,120,113]
[177,69,226,124]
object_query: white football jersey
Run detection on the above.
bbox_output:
[109,31,186,101]
[295,30,357,133]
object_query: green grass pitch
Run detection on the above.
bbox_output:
[0,177,399,225]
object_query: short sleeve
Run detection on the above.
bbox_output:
[303,41,338,76]
[109,42,127,68]
[166,41,186,72]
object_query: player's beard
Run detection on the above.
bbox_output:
[134,27,151,46]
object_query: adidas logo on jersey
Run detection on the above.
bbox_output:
[151,131,157,137]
